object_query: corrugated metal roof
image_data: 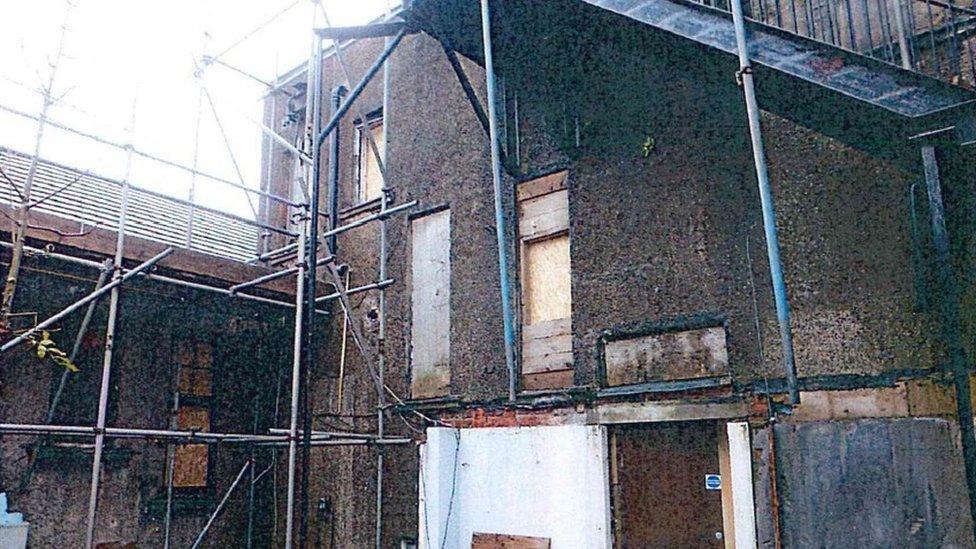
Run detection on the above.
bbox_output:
[0,147,260,262]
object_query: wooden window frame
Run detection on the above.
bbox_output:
[516,171,573,390]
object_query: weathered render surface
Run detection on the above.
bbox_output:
[259,11,968,544]
[0,259,289,547]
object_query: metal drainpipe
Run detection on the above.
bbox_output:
[920,145,976,539]
[730,0,800,405]
[327,86,346,255]
[480,0,519,402]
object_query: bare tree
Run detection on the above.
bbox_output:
[0,2,76,329]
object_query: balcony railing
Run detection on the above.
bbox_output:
[698,0,976,88]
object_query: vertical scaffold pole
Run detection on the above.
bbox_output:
[921,145,976,540]
[299,29,324,549]
[376,4,394,546]
[285,24,319,549]
[84,96,137,549]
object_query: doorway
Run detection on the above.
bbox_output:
[610,421,726,548]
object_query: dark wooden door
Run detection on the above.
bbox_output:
[612,421,725,548]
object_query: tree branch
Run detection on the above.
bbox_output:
[0,165,26,203]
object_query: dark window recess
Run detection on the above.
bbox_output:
[354,112,384,203]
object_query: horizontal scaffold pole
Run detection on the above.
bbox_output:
[315,278,393,303]
[0,241,329,315]
[0,103,303,209]
[0,423,411,446]
[320,200,418,239]
[229,254,334,294]
[0,248,174,354]
[314,21,410,41]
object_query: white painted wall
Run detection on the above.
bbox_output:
[727,422,758,548]
[419,425,613,549]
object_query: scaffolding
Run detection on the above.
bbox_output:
[0,3,428,548]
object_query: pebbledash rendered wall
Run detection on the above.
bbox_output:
[0,259,289,547]
[262,15,974,549]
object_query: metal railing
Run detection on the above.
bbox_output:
[698,0,976,88]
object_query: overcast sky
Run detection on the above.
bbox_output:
[0,0,393,218]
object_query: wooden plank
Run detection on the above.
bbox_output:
[523,318,571,341]
[516,170,568,202]
[522,318,573,374]
[522,368,573,391]
[604,326,729,386]
[727,422,758,549]
[593,401,749,425]
[518,190,568,240]
[524,350,573,375]
[790,387,910,421]
[410,209,451,398]
[718,425,736,549]
[471,533,551,549]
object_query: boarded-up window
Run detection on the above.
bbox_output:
[356,118,384,202]
[518,171,572,390]
[173,406,210,487]
[410,208,451,398]
[604,326,729,386]
[170,339,214,488]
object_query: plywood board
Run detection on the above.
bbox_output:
[774,419,974,547]
[612,422,724,547]
[605,326,728,386]
[472,533,552,549]
[177,367,213,396]
[420,426,612,548]
[522,235,571,325]
[410,209,451,398]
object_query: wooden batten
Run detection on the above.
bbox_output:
[472,533,551,549]
[516,170,567,202]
